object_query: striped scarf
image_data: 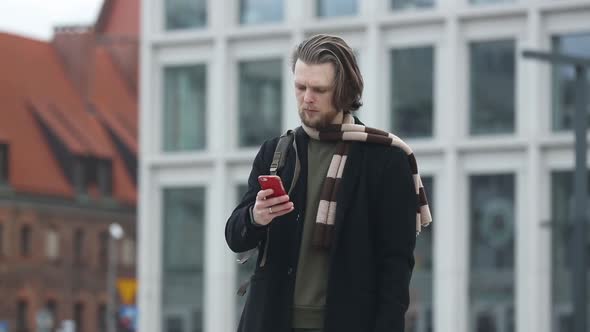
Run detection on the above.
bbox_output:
[302,114,432,249]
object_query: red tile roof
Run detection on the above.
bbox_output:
[0,32,137,205]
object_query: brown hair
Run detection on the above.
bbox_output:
[291,34,363,112]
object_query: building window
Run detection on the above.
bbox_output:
[392,0,434,10]
[238,59,283,148]
[121,238,136,266]
[17,300,28,332]
[45,228,59,261]
[46,300,58,330]
[551,32,590,131]
[97,159,113,197]
[21,225,32,257]
[98,304,107,332]
[317,0,357,17]
[165,0,207,30]
[390,46,435,138]
[240,0,283,25]
[469,174,515,332]
[405,176,434,332]
[469,39,516,135]
[550,171,590,331]
[162,187,206,332]
[99,231,109,269]
[74,302,84,332]
[74,229,84,264]
[163,65,207,152]
[0,143,8,184]
[0,223,4,257]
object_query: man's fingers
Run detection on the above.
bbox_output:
[257,189,274,200]
[257,194,290,208]
[268,201,294,213]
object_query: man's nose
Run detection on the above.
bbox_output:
[303,90,314,103]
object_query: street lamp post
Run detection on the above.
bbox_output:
[523,50,589,332]
[107,223,124,332]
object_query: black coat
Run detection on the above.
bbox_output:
[225,123,417,332]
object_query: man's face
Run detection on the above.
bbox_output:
[294,60,343,129]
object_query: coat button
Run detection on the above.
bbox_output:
[287,267,293,275]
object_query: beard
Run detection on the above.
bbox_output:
[298,107,341,129]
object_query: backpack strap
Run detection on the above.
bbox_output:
[236,130,299,296]
[270,129,295,176]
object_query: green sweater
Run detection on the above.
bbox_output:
[292,139,339,329]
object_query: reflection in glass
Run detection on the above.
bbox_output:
[550,171,590,332]
[405,177,434,332]
[317,0,357,17]
[391,47,435,138]
[551,33,590,131]
[165,0,207,30]
[469,40,516,135]
[392,0,434,10]
[240,0,284,25]
[238,59,283,147]
[163,65,207,152]
[469,174,515,332]
[162,188,206,332]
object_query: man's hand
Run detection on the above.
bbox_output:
[252,189,294,226]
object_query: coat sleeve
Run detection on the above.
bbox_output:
[225,139,276,253]
[373,148,417,332]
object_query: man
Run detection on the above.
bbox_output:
[225,34,431,332]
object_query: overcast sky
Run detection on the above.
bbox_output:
[0,0,104,41]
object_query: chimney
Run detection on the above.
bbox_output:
[51,25,96,102]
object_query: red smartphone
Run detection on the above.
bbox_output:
[258,175,288,198]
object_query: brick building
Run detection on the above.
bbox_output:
[0,0,139,331]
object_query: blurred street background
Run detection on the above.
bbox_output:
[0,0,589,332]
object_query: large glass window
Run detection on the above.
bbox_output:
[165,0,207,30]
[405,176,434,332]
[317,0,357,17]
[551,32,590,131]
[469,174,516,332]
[391,46,435,138]
[238,59,283,148]
[392,0,434,10]
[469,40,516,135]
[162,187,206,332]
[550,171,590,331]
[240,0,283,25]
[163,65,207,152]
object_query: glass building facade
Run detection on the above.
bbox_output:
[139,1,590,332]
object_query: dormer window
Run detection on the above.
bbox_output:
[73,156,112,198]
[0,144,8,184]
